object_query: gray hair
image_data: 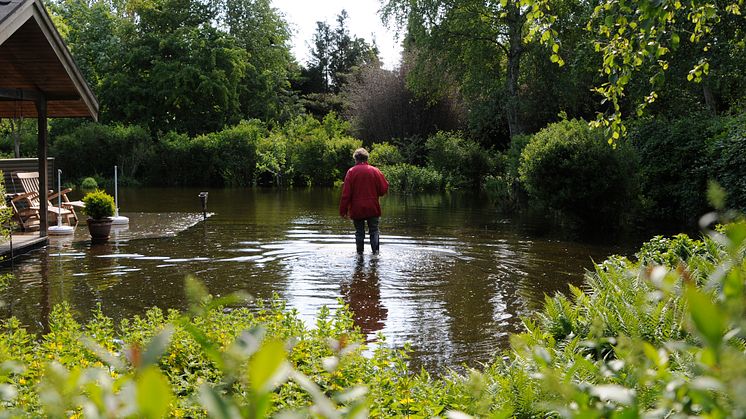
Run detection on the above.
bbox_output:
[353,148,369,162]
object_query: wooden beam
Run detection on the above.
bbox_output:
[0,87,43,101]
[35,95,47,237]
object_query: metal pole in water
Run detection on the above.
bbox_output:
[114,165,118,217]
[199,192,208,220]
[111,165,129,225]
[48,169,73,235]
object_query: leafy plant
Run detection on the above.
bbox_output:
[82,189,115,220]
[80,177,98,190]
[369,142,403,166]
[380,163,443,193]
[519,119,638,226]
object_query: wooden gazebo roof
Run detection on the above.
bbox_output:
[0,0,98,119]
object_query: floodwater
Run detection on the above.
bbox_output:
[0,188,633,371]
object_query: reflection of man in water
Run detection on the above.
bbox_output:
[339,148,389,254]
[341,257,387,337]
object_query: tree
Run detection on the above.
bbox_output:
[223,0,299,122]
[101,9,248,135]
[303,10,380,94]
[344,62,464,143]
[51,0,297,135]
[574,0,745,140]
[381,0,549,142]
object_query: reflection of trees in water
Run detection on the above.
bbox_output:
[341,256,387,337]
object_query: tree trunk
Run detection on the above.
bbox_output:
[10,116,22,158]
[505,6,524,138]
[703,83,718,114]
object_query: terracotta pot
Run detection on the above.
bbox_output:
[87,217,113,241]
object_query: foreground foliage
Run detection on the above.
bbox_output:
[1,215,746,416]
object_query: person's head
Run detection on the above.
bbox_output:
[353,148,369,163]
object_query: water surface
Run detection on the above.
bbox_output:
[0,188,631,371]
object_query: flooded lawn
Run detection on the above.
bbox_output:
[0,188,632,371]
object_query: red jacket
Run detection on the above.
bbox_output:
[339,162,389,220]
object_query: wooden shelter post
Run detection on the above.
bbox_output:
[35,95,48,237]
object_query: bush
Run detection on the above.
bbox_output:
[391,135,428,166]
[707,113,746,211]
[629,115,714,226]
[82,189,115,219]
[519,119,638,225]
[369,142,403,166]
[486,134,532,210]
[425,131,493,189]
[380,163,443,193]
[285,114,362,186]
[80,177,98,190]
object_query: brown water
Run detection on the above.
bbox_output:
[0,188,632,371]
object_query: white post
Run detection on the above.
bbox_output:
[114,165,119,217]
[56,169,62,227]
[48,169,74,235]
[111,165,129,225]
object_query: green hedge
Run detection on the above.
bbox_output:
[50,114,362,187]
[628,115,714,226]
[51,123,154,181]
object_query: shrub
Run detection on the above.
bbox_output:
[425,131,493,189]
[484,175,517,211]
[369,142,404,166]
[82,189,115,219]
[629,115,714,226]
[80,177,98,190]
[391,135,428,166]
[707,113,746,211]
[285,114,361,186]
[380,163,443,193]
[519,119,638,225]
[487,134,532,210]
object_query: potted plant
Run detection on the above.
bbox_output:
[82,189,116,241]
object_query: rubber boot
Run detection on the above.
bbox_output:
[354,219,366,254]
[370,230,379,254]
[368,217,380,254]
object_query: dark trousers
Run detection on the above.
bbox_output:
[353,217,380,254]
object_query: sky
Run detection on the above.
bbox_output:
[271,0,403,69]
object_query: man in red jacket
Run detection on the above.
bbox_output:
[339,148,389,254]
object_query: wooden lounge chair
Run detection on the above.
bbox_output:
[14,171,77,225]
[5,191,41,231]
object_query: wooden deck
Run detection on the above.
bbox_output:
[0,232,48,265]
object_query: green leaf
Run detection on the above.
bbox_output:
[142,325,174,369]
[249,339,289,393]
[707,180,726,210]
[686,286,725,350]
[199,385,241,419]
[136,366,173,419]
